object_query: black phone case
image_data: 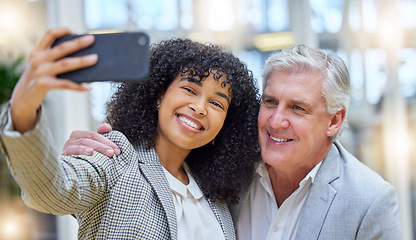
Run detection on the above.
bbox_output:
[52,32,150,83]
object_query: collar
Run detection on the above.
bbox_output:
[162,163,204,200]
[257,160,323,188]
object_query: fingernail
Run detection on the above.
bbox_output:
[85,148,94,155]
[82,34,94,43]
[86,54,98,62]
[81,83,91,90]
[114,148,121,155]
[106,149,114,157]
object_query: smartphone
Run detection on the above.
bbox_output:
[52,31,150,83]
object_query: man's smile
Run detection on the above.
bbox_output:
[268,134,293,143]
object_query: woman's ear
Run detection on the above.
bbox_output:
[156,91,165,106]
[326,106,346,137]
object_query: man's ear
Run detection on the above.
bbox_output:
[327,106,346,137]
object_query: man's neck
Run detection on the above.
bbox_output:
[266,142,333,207]
[267,165,308,207]
[266,158,326,207]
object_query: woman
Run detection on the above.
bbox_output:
[0,28,261,239]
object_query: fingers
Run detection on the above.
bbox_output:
[89,132,121,155]
[32,28,94,60]
[33,28,73,52]
[62,145,94,156]
[30,33,97,76]
[97,123,113,134]
[46,34,96,64]
[34,52,98,78]
[62,130,121,157]
[62,138,117,157]
[9,28,98,134]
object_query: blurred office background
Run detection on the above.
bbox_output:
[0,0,416,239]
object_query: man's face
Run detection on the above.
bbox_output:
[258,70,336,171]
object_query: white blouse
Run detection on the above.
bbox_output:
[162,164,225,240]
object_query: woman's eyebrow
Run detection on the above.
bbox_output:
[216,92,230,104]
[180,77,230,104]
[180,77,202,86]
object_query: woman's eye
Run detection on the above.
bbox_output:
[183,87,195,94]
[211,101,224,110]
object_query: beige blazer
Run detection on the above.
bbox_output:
[0,105,235,239]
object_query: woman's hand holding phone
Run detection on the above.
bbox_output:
[10,28,98,134]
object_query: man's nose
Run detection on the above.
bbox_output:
[269,107,289,129]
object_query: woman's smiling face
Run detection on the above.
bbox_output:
[155,72,231,152]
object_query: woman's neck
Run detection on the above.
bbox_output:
[154,138,191,185]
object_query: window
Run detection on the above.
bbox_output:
[84,0,180,31]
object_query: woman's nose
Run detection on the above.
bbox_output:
[189,100,207,116]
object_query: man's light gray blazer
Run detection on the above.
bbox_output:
[0,107,236,239]
[233,142,402,239]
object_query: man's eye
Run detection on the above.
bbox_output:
[293,105,305,111]
[262,99,275,105]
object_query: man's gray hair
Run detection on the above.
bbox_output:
[262,44,350,140]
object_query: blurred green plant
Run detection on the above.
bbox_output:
[0,56,24,104]
[0,56,24,198]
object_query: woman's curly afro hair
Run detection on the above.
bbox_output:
[106,38,261,204]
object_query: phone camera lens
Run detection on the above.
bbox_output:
[138,36,147,46]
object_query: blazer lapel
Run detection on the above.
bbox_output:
[295,144,340,240]
[207,198,236,240]
[137,146,178,240]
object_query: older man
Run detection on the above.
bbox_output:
[232,45,401,239]
[61,45,402,239]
